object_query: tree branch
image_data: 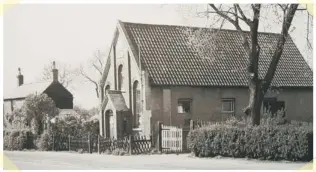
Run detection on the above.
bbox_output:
[209,4,251,54]
[234,4,252,26]
[262,4,299,91]
[92,64,103,76]
[79,67,99,98]
[234,5,239,25]
[206,10,248,24]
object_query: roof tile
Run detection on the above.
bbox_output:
[121,22,313,87]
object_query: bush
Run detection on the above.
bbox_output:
[187,118,313,161]
[112,148,128,156]
[78,148,84,154]
[4,129,34,151]
[37,131,53,151]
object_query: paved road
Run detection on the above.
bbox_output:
[4,151,309,170]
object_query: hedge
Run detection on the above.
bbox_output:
[4,129,35,150]
[187,121,313,161]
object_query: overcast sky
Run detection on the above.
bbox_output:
[4,4,312,109]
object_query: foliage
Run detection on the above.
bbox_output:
[37,131,53,151]
[50,113,99,139]
[23,93,59,136]
[4,129,35,151]
[51,115,83,137]
[77,148,84,154]
[4,108,28,130]
[112,148,128,156]
[187,116,313,161]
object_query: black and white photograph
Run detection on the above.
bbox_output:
[2,1,314,170]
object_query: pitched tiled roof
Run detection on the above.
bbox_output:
[4,81,52,100]
[120,21,313,87]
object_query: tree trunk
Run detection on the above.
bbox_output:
[244,79,264,126]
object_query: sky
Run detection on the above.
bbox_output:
[3,4,313,109]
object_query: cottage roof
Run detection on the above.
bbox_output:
[4,81,52,100]
[120,21,313,87]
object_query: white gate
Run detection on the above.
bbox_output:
[161,125,183,153]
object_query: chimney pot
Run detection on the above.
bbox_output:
[17,67,23,86]
[52,61,58,82]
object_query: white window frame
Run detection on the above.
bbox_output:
[221,98,235,115]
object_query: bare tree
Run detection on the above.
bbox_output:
[182,4,306,125]
[41,61,78,88]
[78,49,106,98]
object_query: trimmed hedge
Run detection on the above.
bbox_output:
[187,122,313,161]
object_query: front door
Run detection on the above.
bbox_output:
[105,110,113,138]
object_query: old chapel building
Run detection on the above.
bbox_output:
[99,21,313,139]
[3,61,74,118]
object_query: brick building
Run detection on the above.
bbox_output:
[99,21,313,139]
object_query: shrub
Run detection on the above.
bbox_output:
[187,118,313,161]
[77,148,84,154]
[37,131,53,151]
[4,129,34,151]
[112,148,128,156]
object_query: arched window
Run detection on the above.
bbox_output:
[133,80,140,128]
[104,85,110,94]
[118,65,123,90]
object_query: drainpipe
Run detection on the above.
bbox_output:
[138,37,144,129]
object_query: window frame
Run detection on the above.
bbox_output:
[221,98,235,115]
[177,98,192,114]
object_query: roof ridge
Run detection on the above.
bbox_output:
[120,20,282,36]
[20,80,52,86]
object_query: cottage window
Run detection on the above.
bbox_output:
[263,98,285,117]
[178,99,192,114]
[221,98,235,114]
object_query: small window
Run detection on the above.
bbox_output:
[221,98,235,114]
[263,98,285,117]
[178,99,192,114]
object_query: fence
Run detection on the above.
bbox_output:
[52,133,152,155]
[157,122,183,153]
[190,119,223,130]
[155,120,225,153]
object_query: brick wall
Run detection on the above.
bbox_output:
[150,86,313,127]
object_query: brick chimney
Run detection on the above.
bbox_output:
[52,61,58,82]
[17,68,23,86]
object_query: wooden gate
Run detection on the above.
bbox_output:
[160,124,183,153]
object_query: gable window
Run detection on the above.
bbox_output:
[178,99,192,114]
[221,98,235,115]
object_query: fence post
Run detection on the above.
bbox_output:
[52,134,54,151]
[88,133,91,154]
[68,135,71,152]
[98,135,100,154]
[190,120,194,130]
[128,135,132,155]
[158,121,162,152]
